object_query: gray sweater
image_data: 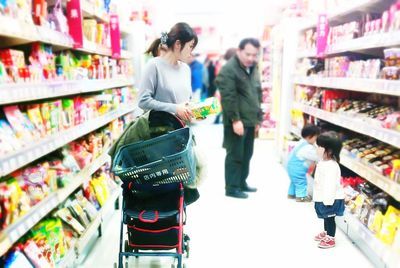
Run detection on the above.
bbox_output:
[137,57,192,114]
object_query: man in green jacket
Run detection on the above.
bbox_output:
[215,38,263,199]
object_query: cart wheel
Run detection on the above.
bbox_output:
[125,261,129,268]
[113,263,117,268]
[183,264,187,268]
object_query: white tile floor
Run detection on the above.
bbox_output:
[80,119,373,268]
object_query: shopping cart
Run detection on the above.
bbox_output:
[112,115,196,268]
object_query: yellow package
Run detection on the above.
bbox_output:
[90,173,109,207]
[190,97,221,119]
[369,210,384,234]
[392,227,400,254]
[377,206,400,245]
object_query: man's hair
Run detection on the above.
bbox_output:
[301,124,320,139]
[238,38,260,50]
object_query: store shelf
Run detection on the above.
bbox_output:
[120,49,134,59]
[0,105,135,177]
[262,81,272,88]
[290,126,302,138]
[0,16,73,48]
[293,102,400,148]
[81,0,109,23]
[297,48,317,59]
[0,78,134,105]
[0,150,110,257]
[0,193,58,257]
[57,240,77,268]
[57,152,111,203]
[338,210,400,268]
[0,16,39,46]
[327,31,400,55]
[298,0,384,31]
[75,189,120,255]
[294,76,400,96]
[340,152,400,202]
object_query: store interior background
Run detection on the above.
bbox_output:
[1,0,400,267]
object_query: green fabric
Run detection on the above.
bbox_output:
[108,111,151,161]
[215,55,263,127]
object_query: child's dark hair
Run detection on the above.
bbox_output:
[317,131,342,162]
[145,22,197,56]
[301,124,320,139]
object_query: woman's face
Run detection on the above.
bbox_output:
[178,39,196,63]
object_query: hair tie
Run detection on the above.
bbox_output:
[160,32,168,45]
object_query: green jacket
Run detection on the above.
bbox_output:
[215,55,263,127]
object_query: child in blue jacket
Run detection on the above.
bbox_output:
[287,124,320,202]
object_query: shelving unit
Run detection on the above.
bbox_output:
[0,105,135,177]
[284,0,400,266]
[0,0,136,265]
[340,152,400,202]
[294,76,400,96]
[298,0,384,31]
[293,102,400,148]
[0,78,134,105]
[0,151,111,257]
[338,211,400,268]
[75,188,120,257]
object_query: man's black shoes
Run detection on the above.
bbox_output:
[225,189,248,199]
[241,185,257,192]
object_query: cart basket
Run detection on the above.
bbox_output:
[112,127,196,185]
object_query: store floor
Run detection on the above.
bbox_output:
[80,119,373,268]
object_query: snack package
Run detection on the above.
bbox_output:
[378,206,400,245]
[75,190,98,221]
[22,239,52,268]
[0,119,22,154]
[4,250,34,268]
[190,97,221,119]
[3,105,36,143]
[55,207,85,236]
[66,199,90,228]
[27,104,46,137]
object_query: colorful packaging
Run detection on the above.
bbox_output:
[22,239,52,268]
[190,97,222,119]
[0,119,22,154]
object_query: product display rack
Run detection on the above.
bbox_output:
[287,0,400,266]
[0,150,110,257]
[0,0,136,265]
[294,76,400,96]
[293,102,400,148]
[0,105,135,178]
[0,78,134,105]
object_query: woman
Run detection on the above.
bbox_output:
[137,22,198,122]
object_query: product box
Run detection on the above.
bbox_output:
[190,97,221,119]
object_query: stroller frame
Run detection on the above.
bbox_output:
[117,183,189,268]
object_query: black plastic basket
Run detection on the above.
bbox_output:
[112,127,196,185]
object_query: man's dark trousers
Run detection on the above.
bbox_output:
[224,126,255,190]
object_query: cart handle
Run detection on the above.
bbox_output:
[139,210,158,223]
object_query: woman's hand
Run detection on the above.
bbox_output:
[176,103,193,122]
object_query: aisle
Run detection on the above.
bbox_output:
[81,119,373,268]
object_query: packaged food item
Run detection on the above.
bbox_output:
[382,66,399,80]
[22,239,52,268]
[0,119,22,154]
[56,207,85,235]
[66,199,90,228]
[4,250,34,268]
[3,105,37,143]
[377,206,400,245]
[190,97,221,119]
[27,104,46,137]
